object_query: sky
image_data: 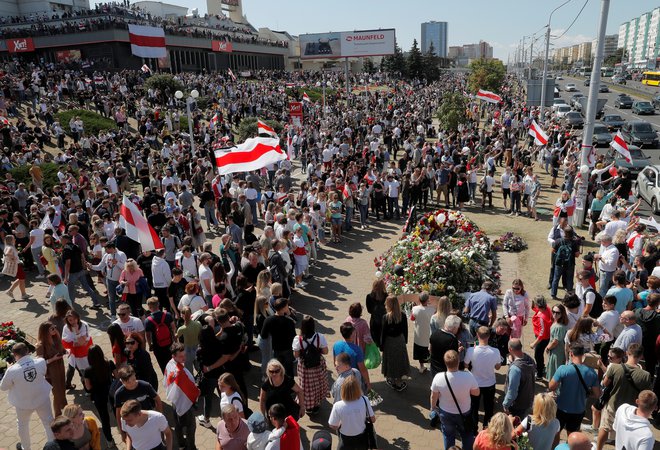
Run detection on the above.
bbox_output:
[98,1,660,61]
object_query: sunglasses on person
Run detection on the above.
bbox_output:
[118,313,128,317]
[125,340,136,345]
[552,310,561,315]
[268,369,281,375]
[512,286,521,291]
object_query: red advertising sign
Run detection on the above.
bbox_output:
[289,102,303,126]
[212,41,233,53]
[6,37,35,53]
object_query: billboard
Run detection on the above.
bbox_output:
[55,49,81,63]
[6,37,35,53]
[289,102,303,127]
[212,40,233,52]
[299,29,395,59]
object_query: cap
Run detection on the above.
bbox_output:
[247,412,267,433]
[311,430,332,450]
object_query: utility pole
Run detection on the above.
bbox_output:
[574,0,610,229]
[540,26,552,117]
[522,36,526,77]
[529,35,535,79]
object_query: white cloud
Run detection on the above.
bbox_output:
[549,29,595,48]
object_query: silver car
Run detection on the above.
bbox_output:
[635,165,660,214]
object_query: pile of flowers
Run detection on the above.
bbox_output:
[375,209,499,308]
[0,322,33,374]
[491,232,528,252]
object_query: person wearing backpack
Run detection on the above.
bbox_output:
[576,269,603,319]
[550,227,581,300]
[143,296,175,373]
[292,316,329,416]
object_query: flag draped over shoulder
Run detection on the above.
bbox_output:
[119,196,163,251]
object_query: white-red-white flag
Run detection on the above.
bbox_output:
[611,131,632,163]
[210,113,219,129]
[214,137,286,175]
[164,360,199,416]
[0,116,9,125]
[228,68,236,81]
[302,92,311,103]
[257,119,277,138]
[141,64,152,73]
[93,76,104,84]
[40,214,59,241]
[128,24,166,58]
[119,195,163,252]
[528,120,549,146]
[476,89,502,104]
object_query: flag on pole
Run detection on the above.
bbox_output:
[257,119,278,138]
[39,214,59,241]
[302,92,311,103]
[119,196,163,251]
[164,360,199,416]
[128,24,166,58]
[214,137,286,175]
[476,89,502,104]
[528,120,549,146]
[210,113,219,129]
[286,134,294,160]
[611,131,632,163]
[227,68,236,81]
[141,64,152,73]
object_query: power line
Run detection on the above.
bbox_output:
[551,0,590,40]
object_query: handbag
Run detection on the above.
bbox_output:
[361,396,378,449]
[444,372,475,433]
[582,351,600,370]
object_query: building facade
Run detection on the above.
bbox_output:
[618,7,660,69]
[0,0,89,16]
[421,21,448,57]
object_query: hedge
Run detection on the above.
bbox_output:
[55,109,117,135]
[235,117,284,142]
[285,87,336,104]
[3,162,74,191]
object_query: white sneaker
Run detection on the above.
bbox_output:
[298,281,308,288]
[35,274,46,279]
[197,415,211,428]
[6,290,14,299]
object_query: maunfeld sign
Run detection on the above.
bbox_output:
[299,29,395,59]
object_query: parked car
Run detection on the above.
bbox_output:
[614,95,634,108]
[604,146,650,178]
[598,84,610,93]
[612,75,627,85]
[570,93,585,107]
[652,93,660,110]
[563,111,584,128]
[584,79,591,86]
[553,98,567,107]
[635,165,660,214]
[554,104,572,118]
[601,114,626,130]
[632,101,655,115]
[565,83,577,92]
[621,120,659,148]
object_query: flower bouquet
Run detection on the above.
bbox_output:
[367,389,383,407]
[492,232,528,252]
[376,209,499,310]
[0,322,35,375]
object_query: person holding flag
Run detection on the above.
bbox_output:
[164,343,199,450]
[610,131,632,164]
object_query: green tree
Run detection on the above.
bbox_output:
[382,43,406,77]
[436,92,468,131]
[468,58,505,93]
[363,58,376,74]
[422,42,441,81]
[236,117,284,142]
[407,39,424,79]
[143,74,184,100]
[604,48,628,67]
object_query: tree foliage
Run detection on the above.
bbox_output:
[143,74,184,97]
[407,39,424,79]
[4,162,75,191]
[467,58,505,93]
[381,43,406,77]
[422,42,441,82]
[363,58,377,74]
[236,117,284,142]
[604,48,627,68]
[436,92,468,131]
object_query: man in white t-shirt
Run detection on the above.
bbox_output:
[613,390,657,450]
[575,270,597,317]
[120,400,172,450]
[463,326,501,434]
[113,303,146,341]
[383,174,401,220]
[27,219,45,277]
[430,350,480,449]
[481,172,495,210]
[197,253,214,305]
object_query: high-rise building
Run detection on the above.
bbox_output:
[618,8,660,68]
[421,21,448,57]
[591,34,618,61]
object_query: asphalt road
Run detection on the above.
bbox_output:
[554,76,660,218]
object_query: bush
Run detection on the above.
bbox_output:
[3,162,74,191]
[55,109,116,135]
[143,74,184,97]
[285,87,335,104]
[236,117,284,142]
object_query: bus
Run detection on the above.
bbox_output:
[641,71,660,86]
[601,67,614,77]
[578,67,591,76]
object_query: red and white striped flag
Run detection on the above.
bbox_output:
[93,76,104,84]
[476,89,502,104]
[286,134,294,160]
[128,24,166,58]
[528,120,549,146]
[257,119,277,138]
[141,64,152,73]
[210,113,219,129]
[119,195,163,252]
[0,116,8,125]
[611,131,632,163]
[164,360,199,416]
[302,92,311,103]
[228,68,236,81]
[214,137,286,175]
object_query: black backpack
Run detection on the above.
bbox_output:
[585,287,603,319]
[554,239,573,267]
[299,334,322,368]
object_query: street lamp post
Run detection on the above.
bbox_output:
[175,89,199,155]
[540,0,573,118]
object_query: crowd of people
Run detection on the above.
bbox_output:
[0,59,658,450]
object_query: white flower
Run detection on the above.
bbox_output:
[436,213,446,224]
[375,271,383,279]
[485,260,493,269]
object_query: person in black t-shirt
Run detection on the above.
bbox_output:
[241,251,266,286]
[60,234,103,306]
[261,298,297,376]
[113,366,162,441]
[43,416,76,450]
[429,314,461,376]
[144,297,175,373]
[168,267,188,319]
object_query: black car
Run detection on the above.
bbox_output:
[584,78,591,86]
[632,101,655,115]
[614,95,633,108]
[621,120,659,148]
[601,114,625,130]
[598,84,609,93]
[563,111,584,128]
